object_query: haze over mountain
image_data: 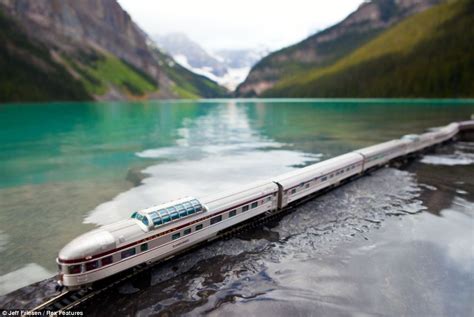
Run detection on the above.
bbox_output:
[154,33,268,90]
[236,0,444,97]
[118,0,364,51]
[0,0,227,102]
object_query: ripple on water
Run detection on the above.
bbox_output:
[0,230,8,253]
[86,167,424,316]
[85,150,320,226]
[420,142,474,166]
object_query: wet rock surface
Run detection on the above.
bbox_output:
[1,142,473,316]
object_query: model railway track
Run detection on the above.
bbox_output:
[27,134,465,313]
[27,192,327,313]
[27,210,290,313]
[26,160,389,314]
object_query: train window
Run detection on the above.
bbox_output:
[322,176,328,181]
[210,215,222,224]
[267,196,272,202]
[229,210,237,217]
[242,205,249,212]
[187,206,195,215]
[172,233,180,240]
[142,217,149,226]
[68,265,82,274]
[305,183,310,188]
[130,212,138,219]
[101,256,113,266]
[159,210,168,217]
[251,202,258,209]
[162,215,171,223]
[153,217,163,226]
[140,243,148,252]
[121,248,136,259]
[291,189,296,194]
[85,260,99,271]
[196,224,203,231]
[177,205,187,217]
[167,207,177,215]
[184,228,191,235]
[170,212,179,220]
[194,205,202,212]
[330,174,334,178]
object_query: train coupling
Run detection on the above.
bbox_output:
[55,277,65,292]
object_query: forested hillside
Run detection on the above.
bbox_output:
[265,0,474,98]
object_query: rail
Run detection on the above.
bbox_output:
[24,119,474,313]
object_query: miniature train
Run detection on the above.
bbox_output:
[56,122,460,289]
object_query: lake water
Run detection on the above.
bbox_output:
[0,99,473,314]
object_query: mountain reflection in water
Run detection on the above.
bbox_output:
[0,100,473,315]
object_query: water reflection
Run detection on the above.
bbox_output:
[86,102,320,225]
[0,99,473,298]
[79,143,473,316]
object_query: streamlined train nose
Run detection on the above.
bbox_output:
[58,230,116,261]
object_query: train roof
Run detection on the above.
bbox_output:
[59,219,144,260]
[355,139,405,156]
[459,120,474,130]
[132,197,206,232]
[272,152,362,187]
[201,180,278,213]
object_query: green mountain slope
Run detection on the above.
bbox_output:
[0,10,91,102]
[0,9,158,103]
[265,0,474,98]
[62,50,158,98]
[236,0,441,97]
[0,0,227,103]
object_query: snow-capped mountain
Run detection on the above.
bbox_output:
[153,33,268,91]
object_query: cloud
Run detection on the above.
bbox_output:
[117,0,364,50]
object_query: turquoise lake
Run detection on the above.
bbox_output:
[0,99,473,303]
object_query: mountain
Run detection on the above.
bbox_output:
[215,49,269,69]
[0,9,90,102]
[0,0,227,103]
[154,33,227,77]
[236,0,441,97]
[264,0,474,98]
[154,33,268,90]
[150,47,228,99]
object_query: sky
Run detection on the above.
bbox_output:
[118,0,365,51]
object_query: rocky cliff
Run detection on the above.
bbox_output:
[0,0,227,102]
[0,0,159,78]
